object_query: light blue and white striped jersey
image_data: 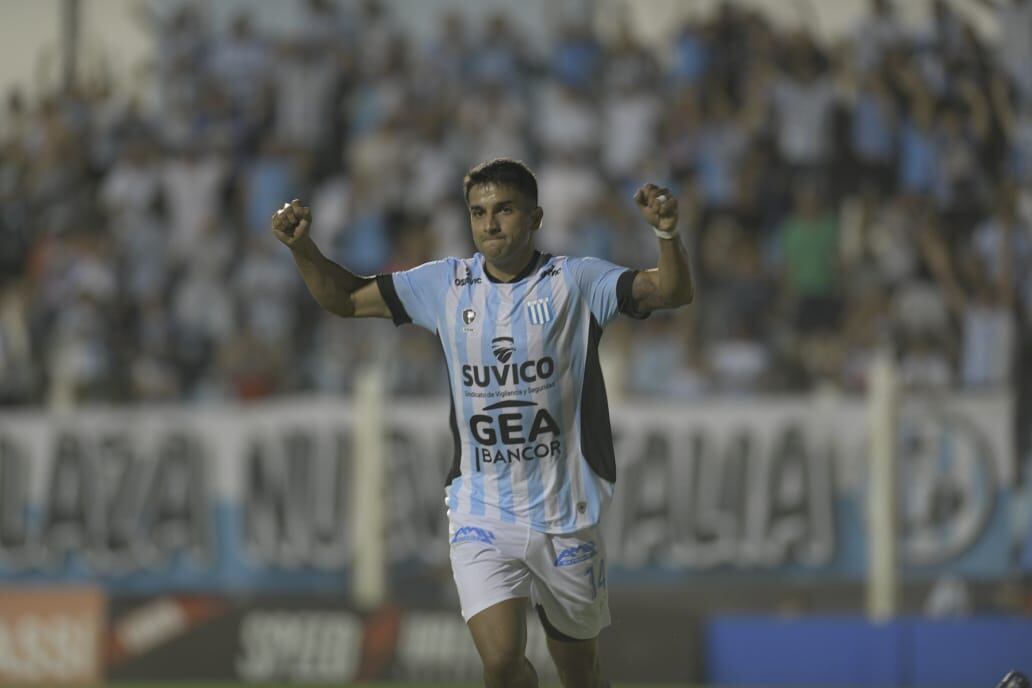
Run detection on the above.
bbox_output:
[377,251,644,534]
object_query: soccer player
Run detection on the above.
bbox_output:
[271,159,693,688]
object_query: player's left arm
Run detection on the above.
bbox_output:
[630,183,695,313]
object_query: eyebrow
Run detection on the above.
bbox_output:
[469,200,516,211]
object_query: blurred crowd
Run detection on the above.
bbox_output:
[0,0,1030,421]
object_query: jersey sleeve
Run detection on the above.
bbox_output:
[376,259,452,332]
[569,257,649,326]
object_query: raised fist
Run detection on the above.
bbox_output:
[271,199,312,248]
[634,183,678,234]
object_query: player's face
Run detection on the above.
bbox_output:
[467,183,542,267]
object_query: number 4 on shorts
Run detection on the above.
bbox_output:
[586,559,607,600]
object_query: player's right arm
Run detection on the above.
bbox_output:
[271,199,390,319]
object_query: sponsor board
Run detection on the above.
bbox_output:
[0,394,1018,587]
[106,595,235,681]
[388,609,558,683]
[0,587,105,685]
[105,595,230,678]
[705,615,1032,687]
[235,603,557,684]
[106,597,562,684]
[236,609,364,683]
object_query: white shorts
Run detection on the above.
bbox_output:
[448,511,610,641]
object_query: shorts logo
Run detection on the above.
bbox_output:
[527,297,552,325]
[554,542,597,567]
[450,526,495,545]
[462,309,477,325]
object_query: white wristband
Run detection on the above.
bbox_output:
[653,227,679,240]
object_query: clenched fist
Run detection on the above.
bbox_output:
[271,199,312,248]
[634,183,678,234]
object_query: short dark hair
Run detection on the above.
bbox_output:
[463,158,538,205]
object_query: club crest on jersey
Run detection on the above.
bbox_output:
[463,309,477,325]
[526,297,553,325]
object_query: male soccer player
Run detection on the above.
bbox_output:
[271,159,693,688]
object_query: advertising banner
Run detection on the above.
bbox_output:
[0,400,358,592]
[0,393,1019,589]
[705,615,1032,687]
[0,586,105,685]
[603,395,1016,579]
[105,596,563,684]
[106,594,693,684]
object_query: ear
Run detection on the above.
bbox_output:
[531,206,543,231]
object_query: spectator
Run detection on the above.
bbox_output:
[769,34,838,175]
[535,81,599,157]
[694,86,751,210]
[536,151,606,255]
[272,41,341,152]
[979,0,1032,104]
[991,75,1032,183]
[921,222,1015,389]
[601,44,662,180]
[852,0,905,75]
[459,84,530,165]
[100,139,162,236]
[244,138,301,236]
[551,21,602,91]
[671,21,710,87]
[778,181,842,335]
[847,69,898,194]
[898,79,940,198]
[0,284,33,404]
[931,81,991,221]
[297,0,356,53]
[160,142,228,265]
[468,11,528,87]
[209,12,270,119]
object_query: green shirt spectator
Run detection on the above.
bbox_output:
[781,187,840,297]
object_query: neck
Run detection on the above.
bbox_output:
[484,247,538,283]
